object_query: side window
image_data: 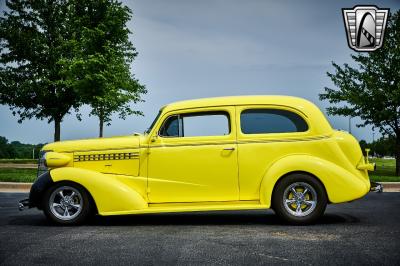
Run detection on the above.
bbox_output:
[159,112,230,137]
[159,115,180,137]
[182,112,230,137]
[240,109,308,134]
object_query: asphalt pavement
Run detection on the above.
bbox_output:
[0,192,399,265]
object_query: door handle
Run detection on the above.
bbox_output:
[223,147,235,151]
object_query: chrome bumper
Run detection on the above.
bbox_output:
[370,181,383,193]
[18,198,30,211]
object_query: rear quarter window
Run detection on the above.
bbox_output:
[240,109,308,134]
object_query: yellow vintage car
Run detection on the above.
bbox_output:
[19,96,381,225]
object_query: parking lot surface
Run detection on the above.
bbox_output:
[0,192,399,265]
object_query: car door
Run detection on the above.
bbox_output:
[147,107,239,203]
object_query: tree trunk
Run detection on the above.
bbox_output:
[99,108,104,138]
[99,118,104,138]
[54,118,61,142]
[396,135,400,176]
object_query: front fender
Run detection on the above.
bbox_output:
[259,154,370,207]
[29,171,54,209]
[50,167,148,214]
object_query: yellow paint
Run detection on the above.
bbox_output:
[45,152,72,167]
[50,167,148,214]
[73,149,140,176]
[40,95,372,215]
[357,162,375,171]
[147,106,239,203]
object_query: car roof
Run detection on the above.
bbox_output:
[162,95,315,113]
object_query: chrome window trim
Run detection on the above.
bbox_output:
[158,111,231,139]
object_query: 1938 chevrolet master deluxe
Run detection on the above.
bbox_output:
[19,96,381,225]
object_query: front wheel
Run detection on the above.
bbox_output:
[272,173,327,225]
[42,182,92,225]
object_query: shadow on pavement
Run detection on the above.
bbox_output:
[9,209,360,227]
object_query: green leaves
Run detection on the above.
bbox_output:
[0,0,79,140]
[320,10,400,175]
[0,0,146,140]
[320,10,400,136]
[65,0,146,137]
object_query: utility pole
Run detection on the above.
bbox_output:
[372,131,375,158]
[32,148,35,159]
[348,117,352,134]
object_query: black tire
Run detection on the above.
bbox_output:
[272,173,327,225]
[42,181,92,225]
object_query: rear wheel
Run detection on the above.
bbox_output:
[43,182,92,225]
[272,173,327,225]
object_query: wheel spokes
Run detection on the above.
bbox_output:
[304,200,315,206]
[285,199,296,205]
[283,182,318,217]
[58,190,65,199]
[63,207,70,217]
[295,203,302,214]
[49,186,83,221]
[70,204,80,210]
[52,202,62,208]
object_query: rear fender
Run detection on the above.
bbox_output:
[50,167,147,214]
[259,154,370,207]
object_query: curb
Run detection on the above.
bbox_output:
[1,181,400,193]
[0,182,32,189]
[0,182,32,192]
[381,182,400,192]
[0,163,37,169]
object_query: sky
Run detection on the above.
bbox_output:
[0,0,399,144]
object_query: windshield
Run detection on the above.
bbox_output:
[145,110,162,134]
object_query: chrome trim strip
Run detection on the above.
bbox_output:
[237,135,329,144]
[149,141,237,148]
[149,135,330,148]
[56,147,140,153]
[74,152,139,162]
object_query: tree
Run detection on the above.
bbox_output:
[359,140,368,154]
[0,136,44,159]
[0,0,145,140]
[0,0,80,141]
[370,136,395,158]
[65,0,146,137]
[320,10,400,175]
[0,136,12,158]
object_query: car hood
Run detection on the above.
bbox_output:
[42,135,140,153]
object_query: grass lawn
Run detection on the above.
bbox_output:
[0,158,399,183]
[0,168,37,182]
[369,158,399,182]
[0,159,37,164]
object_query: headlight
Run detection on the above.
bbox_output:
[37,150,50,177]
[45,152,71,167]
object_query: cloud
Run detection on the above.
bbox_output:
[0,0,399,143]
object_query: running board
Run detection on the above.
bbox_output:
[148,200,261,208]
[100,201,269,216]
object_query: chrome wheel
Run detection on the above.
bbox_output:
[49,186,83,221]
[283,182,317,217]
